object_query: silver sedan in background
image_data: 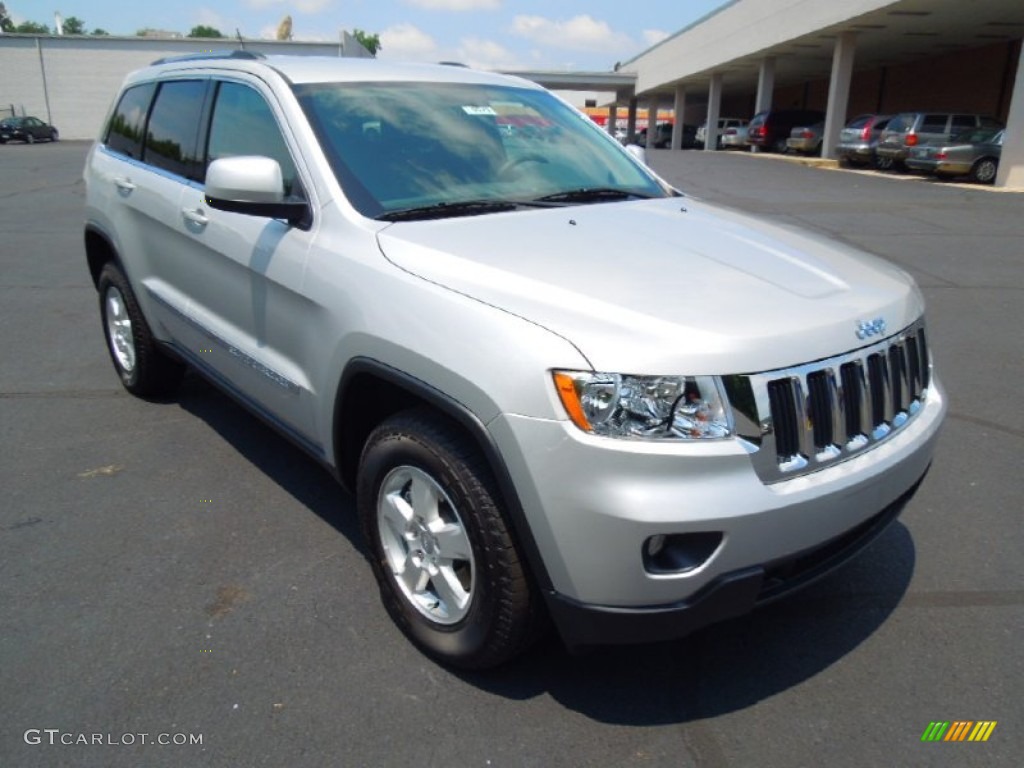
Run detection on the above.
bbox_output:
[905,128,1004,184]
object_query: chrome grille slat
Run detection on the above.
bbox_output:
[738,320,930,483]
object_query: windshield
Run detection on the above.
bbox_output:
[294,81,667,219]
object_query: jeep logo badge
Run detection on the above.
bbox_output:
[856,318,887,340]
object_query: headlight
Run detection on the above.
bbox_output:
[552,371,734,439]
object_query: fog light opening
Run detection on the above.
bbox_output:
[642,532,723,575]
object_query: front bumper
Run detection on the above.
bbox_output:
[488,374,945,646]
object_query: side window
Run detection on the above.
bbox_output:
[951,114,976,131]
[206,82,300,197]
[980,116,1003,129]
[143,80,208,180]
[105,83,156,159]
[919,114,947,133]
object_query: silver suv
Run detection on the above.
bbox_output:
[84,53,946,668]
[875,111,1003,168]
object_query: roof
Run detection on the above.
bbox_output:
[138,53,544,90]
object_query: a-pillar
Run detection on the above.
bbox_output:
[822,31,856,159]
[672,85,687,150]
[996,41,1024,187]
[705,73,723,151]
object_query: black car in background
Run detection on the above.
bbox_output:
[0,116,60,144]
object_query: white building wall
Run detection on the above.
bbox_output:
[0,35,357,140]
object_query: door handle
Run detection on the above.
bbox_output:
[113,176,135,193]
[182,207,209,227]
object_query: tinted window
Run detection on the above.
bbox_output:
[207,82,299,196]
[105,83,156,158]
[887,115,912,133]
[919,114,948,133]
[950,114,976,130]
[846,116,869,129]
[144,80,207,179]
[980,116,1003,129]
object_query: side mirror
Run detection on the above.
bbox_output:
[205,156,310,229]
[625,143,648,166]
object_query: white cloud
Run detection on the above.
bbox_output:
[511,14,632,53]
[403,0,500,10]
[379,23,439,61]
[245,0,334,14]
[642,29,670,46]
[456,37,520,69]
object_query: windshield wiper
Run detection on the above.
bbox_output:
[531,188,655,204]
[377,200,520,222]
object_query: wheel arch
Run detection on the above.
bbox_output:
[85,225,120,288]
[332,357,555,593]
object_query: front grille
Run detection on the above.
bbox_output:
[732,319,930,483]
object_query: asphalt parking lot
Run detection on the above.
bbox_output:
[1,140,1022,768]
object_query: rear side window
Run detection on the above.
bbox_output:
[919,114,948,133]
[105,83,156,159]
[887,115,912,133]
[206,81,299,197]
[846,115,869,129]
[950,114,976,131]
[144,80,208,180]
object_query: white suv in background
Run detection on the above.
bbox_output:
[84,52,946,668]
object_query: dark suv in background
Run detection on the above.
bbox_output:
[747,109,825,153]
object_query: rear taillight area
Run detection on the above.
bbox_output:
[906,134,919,146]
[800,130,814,139]
[860,123,872,140]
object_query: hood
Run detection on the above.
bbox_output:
[376,197,923,374]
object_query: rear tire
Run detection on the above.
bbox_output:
[26,133,35,144]
[874,155,894,171]
[357,409,542,669]
[50,129,59,142]
[969,157,998,185]
[98,263,185,397]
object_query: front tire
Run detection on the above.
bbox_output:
[357,409,541,669]
[26,133,35,144]
[50,129,59,142]
[98,263,185,397]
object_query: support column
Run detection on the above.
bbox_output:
[752,57,775,153]
[705,73,723,151]
[996,42,1024,187]
[755,57,775,115]
[822,31,856,159]
[626,97,638,143]
[648,95,662,148]
[672,85,687,150]
[607,102,618,138]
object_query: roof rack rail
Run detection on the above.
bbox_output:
[151,50,266,66]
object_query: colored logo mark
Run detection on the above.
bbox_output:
[921,721,997,742]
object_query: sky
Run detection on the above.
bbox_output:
[8,0,732,72]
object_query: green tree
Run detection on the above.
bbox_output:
[62,16,85,34]
[14,20,50,34]
[91,28,110,36]
[187,25,223,39]
[352,28,381,56]
[0,3,14,33]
